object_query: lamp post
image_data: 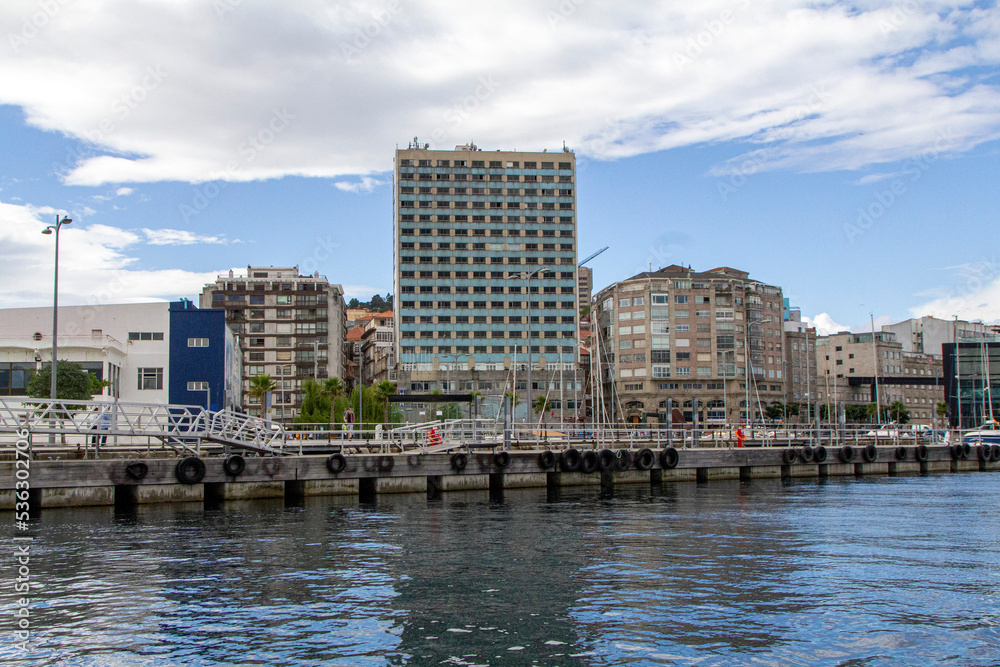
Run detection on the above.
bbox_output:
[41,215,72,402]
[523,267,550,424]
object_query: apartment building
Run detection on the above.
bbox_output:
[592,265,786,425]
[783,308,817,417]
[882,316,994,357]
[815,330,943,424]
[578,266,593,314]
[199,266,347,420]
[392,140,580,419]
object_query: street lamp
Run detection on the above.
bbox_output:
[523,266,550,424]
[41,215,72,402]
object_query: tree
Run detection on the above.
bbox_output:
[324,377,345,429]
[372,380,398,426]
[785,402,800,417]
[533,395,552,433]
[370,293,386,312]
[384,293,393,311]
[439,403,462,420]
[846,404,869,423]
[936,401,949,419]
[294,378,330,426]
[887,400,910,425]
[248,374,277,418]
[26,361,107,401]
[764,402,785,421]
[347,297,360,309]
[865,402,880,423]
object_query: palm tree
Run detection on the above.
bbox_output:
[324,377,345,432]
[248,374,277,418]
[533,395,552,434]
[372,380,397,427]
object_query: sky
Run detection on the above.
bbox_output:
[0,0,998,335]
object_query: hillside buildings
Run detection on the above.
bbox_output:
[392,141,580,419]
[593,265,786,425]
[199,266,347,420]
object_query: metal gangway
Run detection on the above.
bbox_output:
[0,398,286,456]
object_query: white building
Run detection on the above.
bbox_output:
[0,301,240,409]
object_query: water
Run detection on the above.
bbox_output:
[4,472,1000,666]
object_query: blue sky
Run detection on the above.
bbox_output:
[1,0,998,333]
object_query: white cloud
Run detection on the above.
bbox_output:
[0,1,998,185]
[0,200,224,307]
[803,313,850,336]
[850,172,904,186]
[115,187,133,196]
[909,259,1000,324]
[140,228,237,245]
[334,176,387,193]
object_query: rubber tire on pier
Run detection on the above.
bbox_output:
[799,446,814,463]
[560,448,582,472]
[616,449,633,471]
[635,448,655,471]
[978,446,991,462]
[493,451,511,468]
[838,445,854,464]
[326,453,346,474]
[451,453,468,472]
[660,447,679,470]
[894,446,907,462]
[863,444,878,464]
[782,448,797,465]
[538,451,556,470]
[175,457,206,485]
[597,449,616,472]
[125,461,148,481]
[992,444,1000,462]
[961,443,972,459]
[915,445,929,462]
[581,450,599,474]
[224,454,246,477]
[814,446,828,463]
[378,456,394,472]
[950,444,964,460]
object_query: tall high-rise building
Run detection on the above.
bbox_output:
[200,265,347,420]
[392,141,579,416]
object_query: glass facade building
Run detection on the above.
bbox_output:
[393,142,578,372]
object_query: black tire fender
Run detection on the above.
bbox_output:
[224,454,246,477]
[175,457,206,485]
[326,453,346,474]
[660,447,679,470]
[125,461,148,481]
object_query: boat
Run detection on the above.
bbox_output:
[961,421,1000,447]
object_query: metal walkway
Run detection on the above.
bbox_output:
[0,398,286,455]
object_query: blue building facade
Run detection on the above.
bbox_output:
[168,300,242,411]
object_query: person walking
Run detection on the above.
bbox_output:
[90,406,111,447]
[344,407,355,440]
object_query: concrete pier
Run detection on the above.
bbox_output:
[2,444,996,510]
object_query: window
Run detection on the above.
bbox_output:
[652,294,669,304]
[619,298,631,307]
[187,381,209,391]
[633,297,644,306]
[128,332,164,341]
[137,367,163,390]
[676,324,690,333]
[653,365,670,378]
[674,295,688,304]
[676,367,691,376]
[187,338,209,347]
